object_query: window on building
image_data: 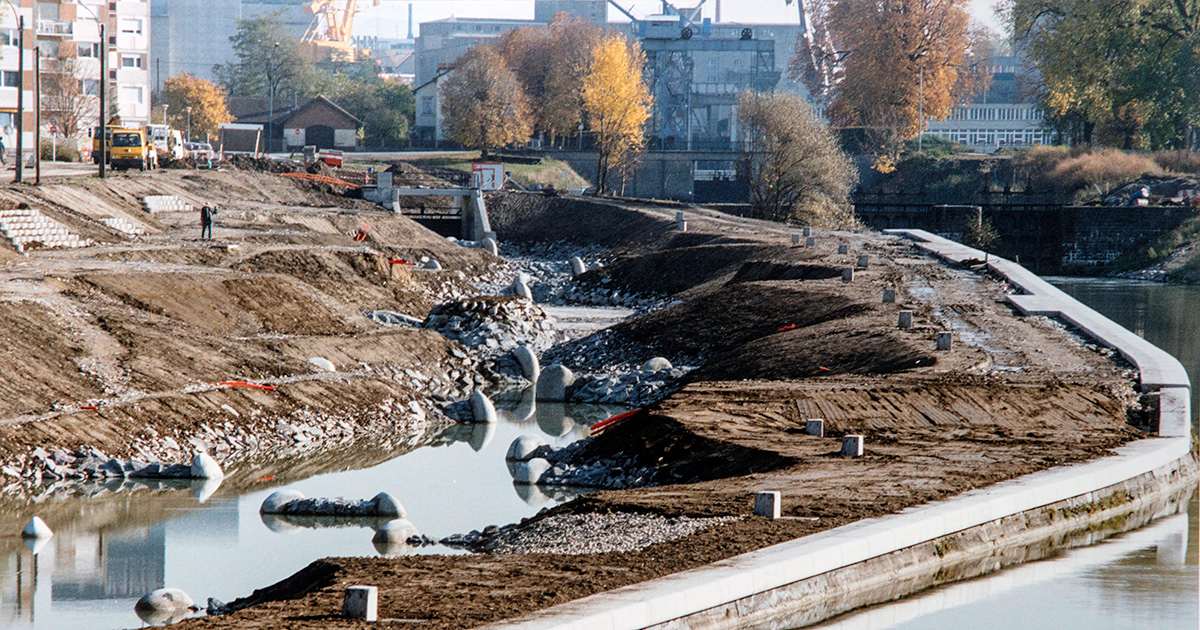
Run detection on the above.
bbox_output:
[0,28,16,46]
[121,55,143,68]
[78,42,101,58]
[119,19,143,35]
[1,71,18,88]
[82,79,100,96]
[421,96,433,115]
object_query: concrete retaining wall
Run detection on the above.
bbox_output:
[480,233,1196,630]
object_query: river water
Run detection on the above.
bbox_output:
[811,277,1200,630]
[0,395,622,630]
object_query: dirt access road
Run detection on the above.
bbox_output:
[178,192,1163,630]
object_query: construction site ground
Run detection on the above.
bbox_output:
[0,165,1156,629]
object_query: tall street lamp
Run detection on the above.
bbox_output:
[75,2,106,179]
[268,41,279,156]
[4,6,25,183]
[162,102,169,125]
[186,106,192,142]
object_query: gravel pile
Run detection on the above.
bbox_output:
[423,297,560,356]
[470,513,740,555]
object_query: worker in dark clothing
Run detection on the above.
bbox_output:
[200,204,216,239]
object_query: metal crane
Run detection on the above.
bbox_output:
[300,0,380,60]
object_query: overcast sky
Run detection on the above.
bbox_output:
[355,0,1005,40]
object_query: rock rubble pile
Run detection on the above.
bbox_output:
[423,297,559,356]
[442,513,740,554]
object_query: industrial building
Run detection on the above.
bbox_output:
[925,56,1046,151]
[0,0,153,165]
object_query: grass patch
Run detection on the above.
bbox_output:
[410,153,591,190]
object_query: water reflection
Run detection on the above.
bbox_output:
[0,398,624,630]
[811,488,1198,630]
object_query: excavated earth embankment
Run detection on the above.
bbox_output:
[169,192,1171,630]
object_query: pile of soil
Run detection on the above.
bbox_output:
[229,155,302,174]
[487,192,674,247]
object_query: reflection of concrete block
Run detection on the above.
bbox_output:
[898,310,913,329]
[343,586,378,621]
[21,516,52,539]
[506,435,547,461]
[805,419,824,437]
[754,491,781,519]
[190,452,224,479]
[936,331,953,351]
[841,435,864,457]
[512,458,551,484]
[882,289,896,303]
[260,489,305,514]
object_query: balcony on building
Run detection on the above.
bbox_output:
[36,20,73,37]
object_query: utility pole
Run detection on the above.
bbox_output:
[268,41,279,156]
[99,22,107,179]
[15,15,23,183]
[917,67,924,153]
[34,47,39,185]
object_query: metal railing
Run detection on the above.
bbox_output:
[36,20,72,36]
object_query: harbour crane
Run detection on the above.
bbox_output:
[299,0,380,60]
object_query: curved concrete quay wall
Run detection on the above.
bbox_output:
[480,232,1196,630]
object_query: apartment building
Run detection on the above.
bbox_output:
[926,56,1047,151]
[0,2,36,162]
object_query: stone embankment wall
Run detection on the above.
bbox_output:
[855,205,1195,273]
[478,231,1197,630]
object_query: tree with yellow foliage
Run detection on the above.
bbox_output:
[441,46,533,152]
[799,0,987,150]
[581,34,652,194]
[161,74,234,140]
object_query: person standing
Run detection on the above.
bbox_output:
[0,136,7,166]
[200,204,216,239]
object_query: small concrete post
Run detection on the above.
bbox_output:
[803,227,812,237]
[343,585,378,621]
[898,310,913,329]
[841,435,864,457]
[792,233,800,245]
[841,268,854,282]
[754,491,782,519]
[675,211,685,223]
[882,289,896,303]
[806,236,815,247]
[805,419,824,437]
[936,331,953,351]
[838,244,849,255]
[678,220,688,232]
[857,254,870,268]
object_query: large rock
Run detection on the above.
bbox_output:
[482,237,499,256]
[260,489,305,514]
[511,458,551,484]
[512,345,540,381]
[569,256,586,276]
[189,452,224,479]
[536,364,575,401]
[134,588,198,626]
[371,518,419,544]
[372,492,407,518]
[21,516,52,539]
[307,357,336,372]
[506,435,547,461]
[469,391,498,423]
[641,357,672,373]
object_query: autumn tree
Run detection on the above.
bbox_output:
[161,74,234,140]
[40,54,97,139]
[581,34,652,194]
[738,91,857,226]
[1007,0,1199,149]
[440,46,533,152]
[797,0,987,149]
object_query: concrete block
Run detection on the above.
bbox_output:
[754,491,782,519]
[135,588,197,626]
[675,211,685,223]
[678,221,688,232]
[536,364,575,401]
[190,452,224,479]
[307,357,335,372]
[371,519,419,545]
[805,419,824,437]
[841,268,854,282]
[857,254,870,268]
[806,236,815,247]
[841,435,864,457]
[791,234,800,245]
[936,331,953,351]
[569,256,586,276]
[803,227,812,236]
[21,516,52,539]
[898,310,913,329]
[260,489,305,514]
[469,391,498,423]
[641,357,672,373]
[343,585,378,621]
[512,345,539,381]
[372,492,407,518]
[838,244,848,254]
[882,289,896,303]
[506,435,547,461]
[512,457,551,484]
[513,278,532,300]
[482,237,499,256]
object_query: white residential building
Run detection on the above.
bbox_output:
[926,56,1047,151]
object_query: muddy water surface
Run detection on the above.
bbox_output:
[0,398,622,630]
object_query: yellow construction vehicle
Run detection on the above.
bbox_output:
[108,127,158,171]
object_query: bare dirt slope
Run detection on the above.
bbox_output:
[0,168,498,473]
[182,193,1158,630]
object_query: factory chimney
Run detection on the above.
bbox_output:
[407,3,414,39]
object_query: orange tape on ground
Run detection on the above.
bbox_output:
[279,172,361,188]
[217,381,277,391]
